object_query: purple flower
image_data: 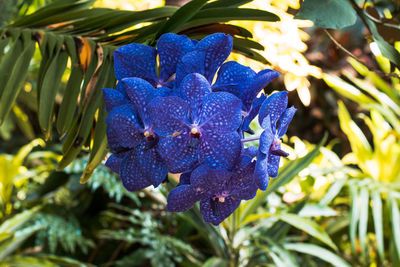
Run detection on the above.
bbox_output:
[148,73,243,173]
[166,155,258,225]
[114,33,195,88]
[212,61,280,134]
[175,33,233,87]
[176,41,279,133]
[102,77,169,191]
[254,91,296,190]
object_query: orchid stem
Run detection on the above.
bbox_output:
[241,136,260,143]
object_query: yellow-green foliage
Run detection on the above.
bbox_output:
[338,102,400,183]
[0,139,45,217]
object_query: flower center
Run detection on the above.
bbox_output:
[213,191,229,203]
[143,128,155,140]
[270,138,281,151]
[270,138,289,157]
[190,126,201,138]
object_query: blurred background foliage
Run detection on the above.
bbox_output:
[0,0,399,266]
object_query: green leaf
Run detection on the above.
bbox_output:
[58,55,113,170]
[203,0,252,9]
[61,41,98,155]
[154,0,208,40]
[295,0,357,29]
[0,33,10,58]
[0,31,35,125]
[12,0,95,27]
[66,7,177,36]
[347,57,397,103]
[343,72,400,116]
[193,8,280,22]
[0,207,39,233]
[362,104,400,133]
[202,257,228,267]
[0,34,24,100]
[38,48,69,139]
[298,204,339,217]
[323,73,376,105]
[233,37,264,51]
[371,190,384,262]
[278,213,337,250]
[180,8,280,30]
[365,15,400,68]
[349,182,360,255]
[390,195,400,261]
[358,186,369,260]
[284,243,351,267]
[0,255,58,267]
[81,102,108,183]
[338,101,372,163]
[56,64,85,135]
[260,237,298,267]
[56,36,85,135]
[319,178,347,206]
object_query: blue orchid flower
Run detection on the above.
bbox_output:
[148,73,243,173]
[175,33,233,87]
[102,77,169,191]
[176,39,279,133]
[254,91,296,190]
[167,154,258,226]
[212,61,280,134]
[114,33,195,88]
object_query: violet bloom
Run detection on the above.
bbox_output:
[114,33,195,88]
[102,77,169,191]
[148,73,242,173]
[177,41,280,134]
[167,155,258,225]
[254,91,296,190]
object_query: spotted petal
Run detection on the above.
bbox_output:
[121,77,157,126]
[179,73,211,122]
[259,117,274,154]
[200,197,241,226]
[119,149,150,191]
[277,106,297,138]
[114,43,157,85]
[157,129,199,173]
[157,33,195,83]
[148,96,189,137]
[258,91,288,130]
[104,152,128,174]
[242,94,266,132]
[229,162,258,200]
[175,33,232,86]
[200,92,242,134]
[213,61,255,97]
[105,105,143,148]
[268,153,281,178]
[166,185,204,212]
[241,69,279,111]
[196,33,233,83]
[254,152,269,190]
[120,145,167,191]
[190,164,232,191]
[175,50,204,87]
[102,89,129,112]
[199,131,241,170]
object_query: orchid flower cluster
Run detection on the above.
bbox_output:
[102,33,296,225]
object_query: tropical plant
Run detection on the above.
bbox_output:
[322,51,400,265]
